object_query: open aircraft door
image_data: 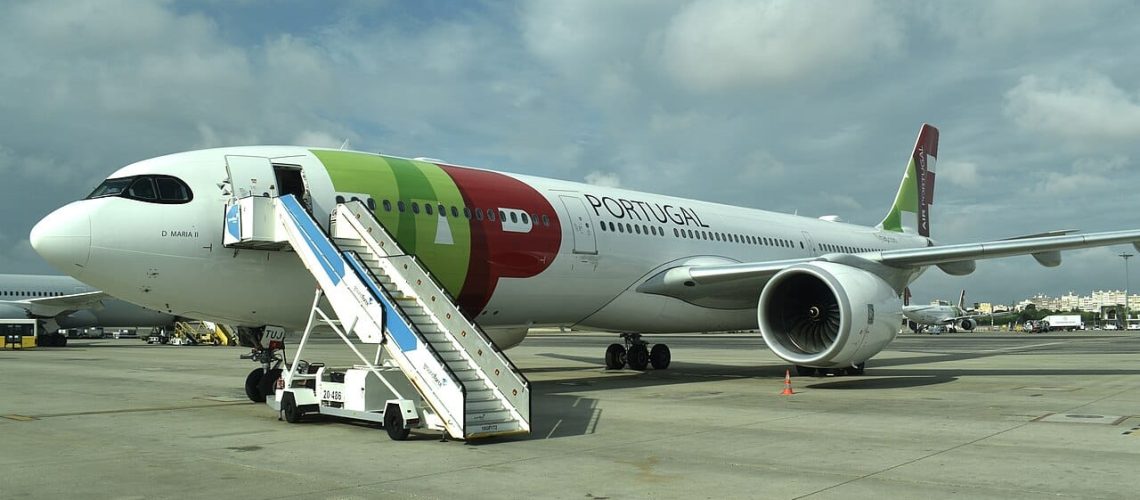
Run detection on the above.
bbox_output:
[226,156,278,199]
[559,195,597,255]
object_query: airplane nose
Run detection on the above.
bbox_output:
[30,203,92,275]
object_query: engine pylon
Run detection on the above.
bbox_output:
[780,369,795,396]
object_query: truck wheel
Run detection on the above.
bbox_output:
[384,405,410,441]
[282,393,302,423]
[245,368,266,402]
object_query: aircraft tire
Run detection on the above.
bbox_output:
[259,368,282,400]
[627,344,649,371]
[604,343,626,370]
[385,404,410,441]
[649,344,671,370]
[245,368,266,402]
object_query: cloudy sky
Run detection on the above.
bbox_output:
[2,0,1140,306]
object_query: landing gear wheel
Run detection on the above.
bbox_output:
[605,343,626,370]
[282,392,303,423]
[795,365,819,377]
[258,368,282,400]
[627,344,649,371]
[245,368,266,402]
[649,344,671,369]
[384,405,410,441]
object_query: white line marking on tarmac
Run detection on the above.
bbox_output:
[981,341,1068,353]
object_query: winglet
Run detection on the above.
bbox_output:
[878,124,938,237]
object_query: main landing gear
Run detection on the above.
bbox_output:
[605,333,670,371]
[794,362,865,377]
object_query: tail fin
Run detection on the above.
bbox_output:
[878,123,938,237]
[957,290,966,310]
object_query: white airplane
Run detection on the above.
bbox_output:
[0,273,176,346]
[28,124,1140,380]
[902,290,980,333]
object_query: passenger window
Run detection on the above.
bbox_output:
[510,212,518,223]
[617,224,624,233]
[521,213,529,224]
[542,215,550,226]
[412,202,420,214]
[487,209,496,222]
[425,204,433,215]
[463,207,471,219]
[398,201,406,212]
[452,206,459,218]
[336,195,346,204]
[475,208,483,220]
[438,204,446,215]
[383,200,392,212]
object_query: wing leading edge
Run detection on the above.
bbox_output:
[637,229,1140,308]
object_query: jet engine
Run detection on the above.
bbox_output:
[758,262,902,368]
[958,317,977,331]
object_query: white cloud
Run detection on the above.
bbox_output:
[585,171,622,188]
[923,1,1124,48]
[658,0,902,91]
[1032,156,1129,196]
[940,160,980,188]
[293,131,347,149]
[1004,72,1140,146]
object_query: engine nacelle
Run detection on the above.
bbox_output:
[758,262,902,368]
[958,317,977,331]
[483,327,529,350]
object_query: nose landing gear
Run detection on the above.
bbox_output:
[604,333,670,371]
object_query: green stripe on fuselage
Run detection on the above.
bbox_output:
[312,150,471,296]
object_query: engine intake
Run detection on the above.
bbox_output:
[758,262,902,368]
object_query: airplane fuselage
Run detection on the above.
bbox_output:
[32,147,929,337]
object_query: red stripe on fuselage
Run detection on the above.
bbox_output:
[438,165,562,316]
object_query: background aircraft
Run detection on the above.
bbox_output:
[28,124,1140,382]
[902,290,982,333]
[0,273,176,346]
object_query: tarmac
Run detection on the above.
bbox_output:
[2,329,1140,499]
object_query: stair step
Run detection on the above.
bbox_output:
[466,399,506,412]
[466,409,513,424]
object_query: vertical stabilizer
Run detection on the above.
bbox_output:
[957,290,966,311]
[878,124,938,237]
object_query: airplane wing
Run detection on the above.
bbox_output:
[4,291,111,317]
[637,229,1140,308]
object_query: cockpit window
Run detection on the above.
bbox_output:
[87,178,133,198]
[128,177,157,200]
[86,175,193,204]
[155,177,190,201]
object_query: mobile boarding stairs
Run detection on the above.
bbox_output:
[223,194,531,440]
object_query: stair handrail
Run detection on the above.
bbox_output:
[334,202,531,425]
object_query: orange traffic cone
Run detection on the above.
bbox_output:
[780,369,795,395]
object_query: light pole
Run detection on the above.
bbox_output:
[1121,253,1133,330]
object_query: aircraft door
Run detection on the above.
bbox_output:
[801,231,817,257]
[225,156,277,199]
[559,195,597,255]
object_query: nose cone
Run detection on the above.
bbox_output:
[31,203,92,276]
